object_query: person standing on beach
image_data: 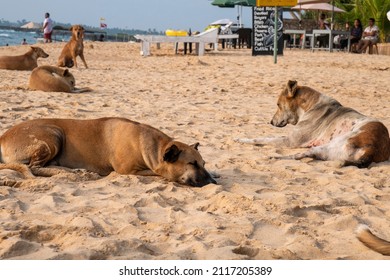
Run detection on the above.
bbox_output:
[43,12,53,43]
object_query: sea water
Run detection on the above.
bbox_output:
[0,29,42,46]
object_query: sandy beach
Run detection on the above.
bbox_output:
[0,42,389,260]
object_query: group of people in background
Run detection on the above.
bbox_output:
[317,14,380,54]
[318,14,379,54]
[353,18,379,53]
[344,17,379,54]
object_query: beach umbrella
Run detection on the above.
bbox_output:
[211,0,255,6]
[211,0,256,27]
[211,0,235,8]
[232,0,256,6]
[291,3,345,13]
[210,18,234,25]
[292,1,343,29]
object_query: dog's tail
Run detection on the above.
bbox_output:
[356,224,390,256]
[0,163,35,179]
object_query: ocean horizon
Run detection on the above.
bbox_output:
[0,28,136,47]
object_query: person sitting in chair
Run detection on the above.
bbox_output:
[340,19,362,51]
[354,18,379,53]
[317,13,330,48]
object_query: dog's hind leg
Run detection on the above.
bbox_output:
[0,124,64,177]
[291,141,355,167]
[289,145,333,162]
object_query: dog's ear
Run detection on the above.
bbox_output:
[190,142,200,150]
[163,144,182,163]
[286,80,298,98]
[69,26,74,31]
[62,69,69,77]
[30,46,36,51]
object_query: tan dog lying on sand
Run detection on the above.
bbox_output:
[57,25,88,68]
[0,117,216,187]
[357,225,390,256]
[236,80,390,167]
[29,65,92,93]
[0,46,49,70]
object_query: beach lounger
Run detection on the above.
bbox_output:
[134,28,219,56]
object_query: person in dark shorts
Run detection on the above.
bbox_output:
[43,12,53,43]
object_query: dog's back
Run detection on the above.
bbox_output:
[0,47,49,70]
[29,65,75,92]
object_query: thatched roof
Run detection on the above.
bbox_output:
[21,22,41,29]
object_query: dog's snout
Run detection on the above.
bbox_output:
[186,172,217,188]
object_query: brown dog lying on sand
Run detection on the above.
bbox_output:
[57,25,88,68]
[29,65,92,93]
[0,46,49,70]
[235,80,390,167]
[0,117,217,187]
[357,225,390,256]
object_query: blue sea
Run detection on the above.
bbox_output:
[0,29,41,46]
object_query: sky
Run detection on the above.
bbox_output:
[1,0,254,31]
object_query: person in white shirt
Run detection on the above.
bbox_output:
[43,12,53,43]
[354,18,379,53]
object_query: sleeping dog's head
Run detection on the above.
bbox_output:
[157,142,217,187]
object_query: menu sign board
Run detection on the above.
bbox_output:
[252,6,284,56]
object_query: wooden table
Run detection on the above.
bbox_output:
[310,29,350,52]
[284,29,306,49]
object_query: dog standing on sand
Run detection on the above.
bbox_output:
[29,65,92,93]
[0,117,216,187]
[57,25,88,68]
[235,80,390,167]
[0,46,49,70]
